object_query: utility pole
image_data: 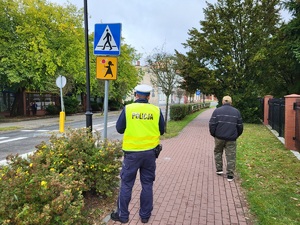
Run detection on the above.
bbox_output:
[83,0,93,130]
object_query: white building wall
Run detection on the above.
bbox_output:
[129,62,215,106]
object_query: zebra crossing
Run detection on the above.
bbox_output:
[93,121,116,131]
[0,136,28,144]
[0,121,117,145]
[0,129,57,145]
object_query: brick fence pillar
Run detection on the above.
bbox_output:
[263,95,273,125]
[284,94,300,150]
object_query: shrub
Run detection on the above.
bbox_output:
[0,128,123,224]
[0,156,86,224]
[124,100,134,105]
[170,104,189,120]
[45,104,60,115]
[91,101,103,112]
[34,128,123,196]
[64,96,80,115]
[186,104,193,114]
[109,100,122,111]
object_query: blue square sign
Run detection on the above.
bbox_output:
[94,23,122,56]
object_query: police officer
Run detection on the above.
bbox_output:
[111,84,165,223]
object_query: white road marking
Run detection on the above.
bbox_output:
[94,122,116,131]
[0,137,28,144]
[21,130,50,132]
[0,137,9,140]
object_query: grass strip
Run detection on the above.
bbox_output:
[0,126,22,131]
[237,123,300,225]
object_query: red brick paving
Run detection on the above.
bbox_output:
[107,108,250,225]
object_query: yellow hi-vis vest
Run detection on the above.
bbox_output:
[123,103,160,151]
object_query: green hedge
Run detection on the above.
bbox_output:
[170,103,210,121]
[45,104,60,115]
[64,96,80,115]
[170,104,189,121]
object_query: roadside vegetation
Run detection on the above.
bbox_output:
[0,126,21,131]
[237,124,300,225]
[0,128,123,225]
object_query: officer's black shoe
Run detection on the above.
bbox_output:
[110,212,129,223]
[141,217,149,223]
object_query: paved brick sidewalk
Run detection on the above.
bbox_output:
[107,108,250,225]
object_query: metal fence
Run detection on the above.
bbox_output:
[268,98,285,137]
[295,99,300,151]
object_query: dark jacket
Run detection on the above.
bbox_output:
[209,104,243,141]
[116,98,165,135]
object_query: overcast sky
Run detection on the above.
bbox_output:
[48,0,218,62]
[49,0,291,64]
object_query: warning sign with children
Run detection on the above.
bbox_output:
[96,56,118,80]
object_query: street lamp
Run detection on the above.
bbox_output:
[83,0,93,130]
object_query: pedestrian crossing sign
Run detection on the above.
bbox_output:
[96,56,118,80]
[94,23,122,56]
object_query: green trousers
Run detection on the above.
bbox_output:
[214,137,236,176]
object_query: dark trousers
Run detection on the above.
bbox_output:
[117,150,156,220]
[214,137,236,176]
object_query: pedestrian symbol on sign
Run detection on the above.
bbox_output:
[102,29,112,50]
[95,26,118,52]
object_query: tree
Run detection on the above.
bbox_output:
[0,0,143,116]
[146,51,181,132]
[175,88,184,104]
[174,50,212,101]
[236,0,300,97]
[181,0,281,122]
[250,27,300,97]
[0,0,85,116]
[283,0,300,63]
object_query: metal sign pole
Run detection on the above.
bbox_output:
[60,76,64,112]
[56,75,67,133]
[94,23,121,138]
[103,80,109,139]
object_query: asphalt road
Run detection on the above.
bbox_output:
[0,112,123,164]
[0,105,171,165]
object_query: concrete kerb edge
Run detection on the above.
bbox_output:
[0,151,34,166]
[266,125,300,160]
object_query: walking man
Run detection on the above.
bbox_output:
[102,29,112,50]
[209,96,243,181]
[111,84,165,223]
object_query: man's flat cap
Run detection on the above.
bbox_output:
[222,95,232,103]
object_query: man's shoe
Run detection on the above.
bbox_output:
[227,175,234,181]
[216,170,223,175]
[141,218,149,223]
[110,212,129,223]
